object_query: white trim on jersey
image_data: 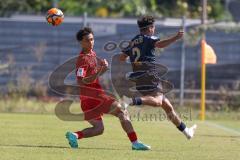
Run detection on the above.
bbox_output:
[77,68,84,77]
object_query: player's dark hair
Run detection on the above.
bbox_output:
[76,27,93,41]
[137,15,155,32]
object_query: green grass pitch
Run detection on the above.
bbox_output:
[0,113,239,160]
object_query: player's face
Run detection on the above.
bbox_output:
[81,33,94,51]
[149,25,155,35]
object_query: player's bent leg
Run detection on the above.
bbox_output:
[109,101,151,150]
[161,98,181,126]
[162,98,197,140]
[66,119,104,148]
[120,92,163,109]
[109,101,134,133]
[84,119,105,137]
[141,95,163,107]
[107,101,124,115]
[140,91,166,107]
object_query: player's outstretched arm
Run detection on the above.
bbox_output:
[155,30,184,48]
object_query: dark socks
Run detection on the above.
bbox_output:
[177,122,186,132]
[132,97,142,105]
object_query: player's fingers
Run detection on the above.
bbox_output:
[103,59,108,66]
[99,59,106,66]
[105,59,108,66]
[103,59,107,63]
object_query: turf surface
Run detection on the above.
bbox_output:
[0,113,239,160]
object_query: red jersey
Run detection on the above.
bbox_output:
[75,50,114,120]
[76,51,104,95]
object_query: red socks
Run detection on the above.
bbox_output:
[75,131,138,142]
[75,131,84,139]
[127,132,138,142]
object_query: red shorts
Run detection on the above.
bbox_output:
[80,93,115,121]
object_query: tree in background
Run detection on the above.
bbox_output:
[59,0,227,20]
[0,0,229,21]
[0,0,52,17]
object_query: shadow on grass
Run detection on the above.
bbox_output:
[0,144,128,150]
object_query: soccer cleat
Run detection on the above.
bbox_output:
[65,132,78,148]
[120,96,132,110]
[132,141,151,151]
[183,124,197,140]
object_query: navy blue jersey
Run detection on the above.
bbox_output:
[122,34,160,63]
[122,34,165,95]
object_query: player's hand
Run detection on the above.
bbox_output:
[98,59,108,74]
[100,59,108,68]
[176,30,184,40]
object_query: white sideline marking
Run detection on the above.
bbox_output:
[205,121,240,136]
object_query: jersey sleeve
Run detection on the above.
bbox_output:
[150,36,160,46]
[76,56,89,80]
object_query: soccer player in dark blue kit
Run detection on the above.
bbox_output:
[119,15,197,140]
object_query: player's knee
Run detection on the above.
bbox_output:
[155,100,162,107]
[116,103,122,110]
[109,103,122,114]
[151,98,162,107]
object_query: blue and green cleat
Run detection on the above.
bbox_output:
[65,132,78,148]
[132,141,151,151]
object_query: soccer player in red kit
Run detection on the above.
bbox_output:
[65,27,150,150]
